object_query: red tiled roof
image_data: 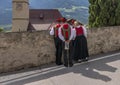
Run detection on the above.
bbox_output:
[28,9,63,31]
[30,9,62,21]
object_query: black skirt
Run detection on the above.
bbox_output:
[73,35,89,60]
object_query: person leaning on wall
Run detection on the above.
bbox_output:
[49,18,63,65]
[58,18,76,67]
[73,21,89,62]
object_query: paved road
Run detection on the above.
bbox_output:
[0,52,120,85]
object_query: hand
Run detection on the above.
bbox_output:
[66,40,70,42]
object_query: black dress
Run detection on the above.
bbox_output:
[73,35,89,61]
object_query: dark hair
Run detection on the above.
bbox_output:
[67,19,76,25]
[56,18,61,23]
[61,17,67,23]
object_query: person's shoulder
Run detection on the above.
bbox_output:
[55,24,61,28]
[62,23,69,29]
[81,25,87,29]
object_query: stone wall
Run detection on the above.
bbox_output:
[0,26,120,73]
[87,26,120,54]
[0,31,55,73]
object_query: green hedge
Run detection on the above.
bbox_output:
[89,0,120,28]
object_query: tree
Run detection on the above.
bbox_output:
[115,0,120,25]
[0,27,4,32]
[89,0,120,28]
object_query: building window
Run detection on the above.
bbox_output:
[39,13,44,20]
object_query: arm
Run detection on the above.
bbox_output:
[82,26,87,38]
[58,27,65,41]
[69,28,75,41]
[50,27,54,35]
[73,28,76,40]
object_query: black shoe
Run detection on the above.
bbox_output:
[73,60,82,63]
[56,62,63,65]
[82,58,88,62]
[64,64,68,67]
[69,63,73,67]
[73,59,79,63]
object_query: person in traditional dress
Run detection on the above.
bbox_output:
[67,19,76,27]
[49,18,63,65]
[67,19,76,61]
[73,21,89,62]
[58,20,76,67]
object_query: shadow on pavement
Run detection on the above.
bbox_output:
[1,53,120,85]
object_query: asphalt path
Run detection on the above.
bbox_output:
[0,51,120,85]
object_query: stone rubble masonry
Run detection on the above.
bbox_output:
[0,26,120,73]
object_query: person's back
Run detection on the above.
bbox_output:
[49,20,63,65]
[59,22,75,67]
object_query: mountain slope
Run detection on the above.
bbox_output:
[0,0,89,26]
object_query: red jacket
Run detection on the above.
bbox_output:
[75,26,84,36]
[54,24,61,37]
[61,23,71,40]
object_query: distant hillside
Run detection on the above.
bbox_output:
[30,0,89,24]
[0,0,89,27]
[0,24,12,31]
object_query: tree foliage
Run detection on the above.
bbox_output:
[89,0,120,28]
[0,27,4,32]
